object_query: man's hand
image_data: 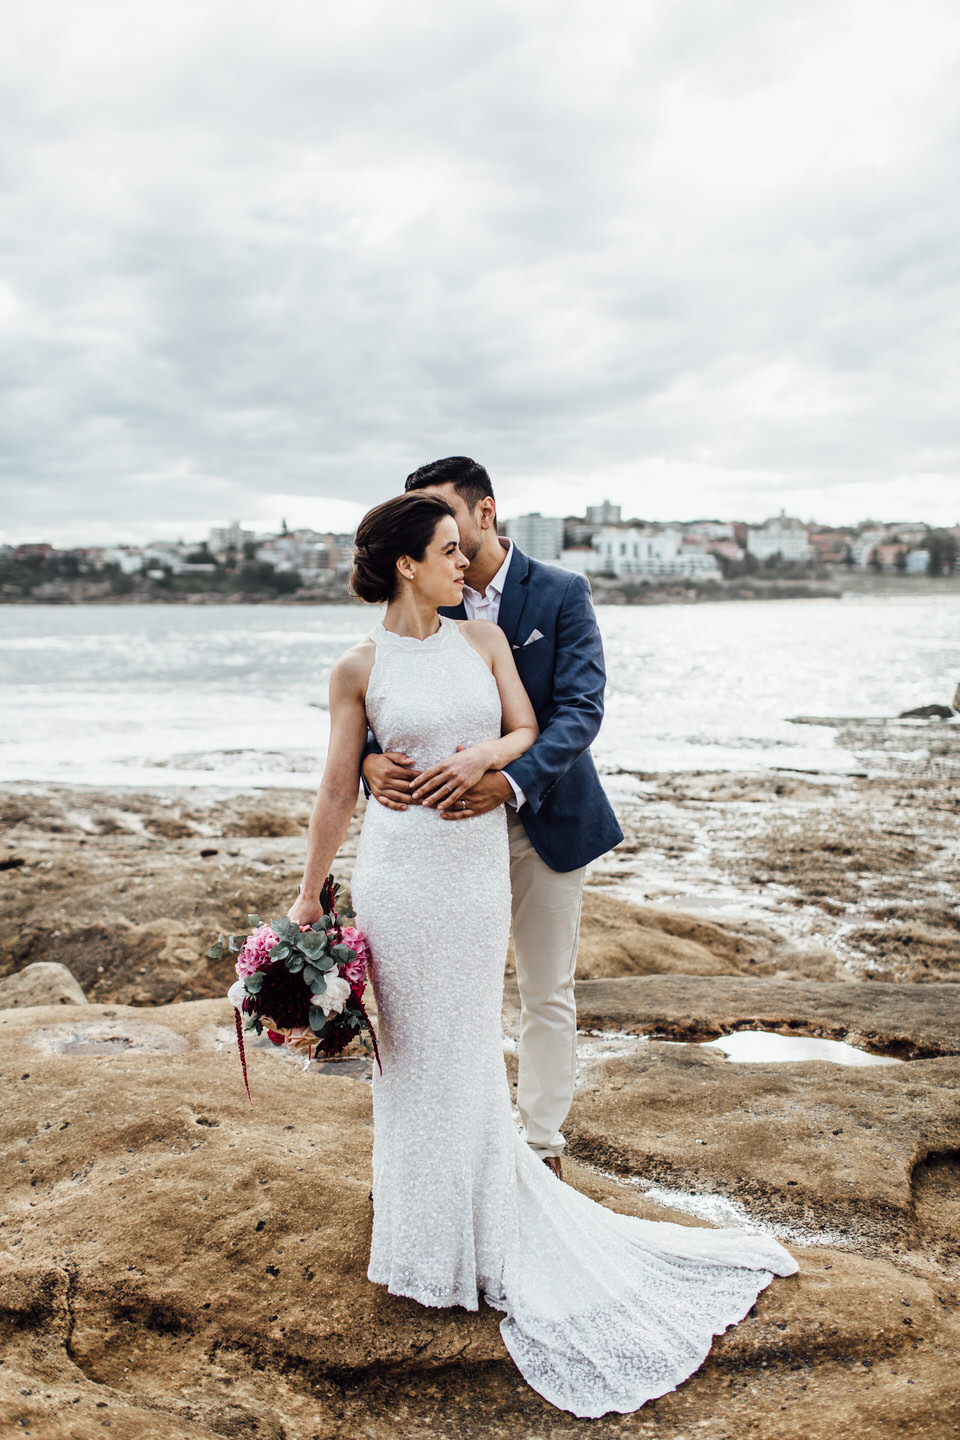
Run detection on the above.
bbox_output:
[439,770,512,820]
[412,743,493,809]
[362,750,422,811]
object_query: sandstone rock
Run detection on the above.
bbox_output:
[897,703,954,719]
[561,975,960,1261]
[574,893,753,979]
[568,1040,960,1254]
[570,974,960,1058]
[1,1000,959,1439]
[0,960,88,1008]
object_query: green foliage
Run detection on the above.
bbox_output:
[235,561,302,595]
[298,932,327,959]
[107,566,136,595]
[927,530,958,575]
[716,551,759,580]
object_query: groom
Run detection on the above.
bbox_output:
[363,457,622,1179]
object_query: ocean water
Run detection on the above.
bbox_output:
[0,597,956,789]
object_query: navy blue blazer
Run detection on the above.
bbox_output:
[440,545,623,873]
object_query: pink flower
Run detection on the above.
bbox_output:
[341,926,371,987]
[236,923,279,979]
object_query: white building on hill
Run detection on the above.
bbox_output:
[746,513,812,563]
[592,527,721,579]
[849,530,889,567]
[209,521,255,556]
[504,513,564,562]
[586,499,622,526]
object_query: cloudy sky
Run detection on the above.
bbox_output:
[3,0,959,546]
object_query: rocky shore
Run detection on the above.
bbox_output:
[7,570,960,608]
[2,711,959,1438]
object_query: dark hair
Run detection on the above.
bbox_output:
[350,492,456,604]
[404,456,495,514]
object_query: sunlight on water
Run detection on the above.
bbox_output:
[0,597,957,787]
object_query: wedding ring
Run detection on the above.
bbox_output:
[458,800,467,810]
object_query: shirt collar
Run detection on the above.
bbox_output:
[464,538,513,603]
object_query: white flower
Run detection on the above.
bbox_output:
[311,975,351,1017]
[227,979,247,1010]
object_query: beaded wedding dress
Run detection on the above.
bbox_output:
[350,616,797,1418]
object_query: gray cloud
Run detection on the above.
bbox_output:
[2,0,959,544]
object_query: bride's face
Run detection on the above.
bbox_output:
[403,515,468,605]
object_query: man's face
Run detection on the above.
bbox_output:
[419,483,484,563]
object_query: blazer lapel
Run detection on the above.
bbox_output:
[496,544,531,647]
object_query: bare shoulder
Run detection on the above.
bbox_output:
[457,618,509,664]
[331,637,376,695]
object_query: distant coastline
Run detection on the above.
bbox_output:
[4,569,960,606]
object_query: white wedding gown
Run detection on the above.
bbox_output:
[350,617,797,1418]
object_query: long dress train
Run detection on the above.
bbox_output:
[350,617,797,1418]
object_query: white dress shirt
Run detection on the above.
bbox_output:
[461,540,526,809]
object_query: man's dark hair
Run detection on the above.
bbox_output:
[404,456,495,514]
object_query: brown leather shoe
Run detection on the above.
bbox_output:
[542,1155,563,1180]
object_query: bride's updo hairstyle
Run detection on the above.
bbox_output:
[350,492,457,604]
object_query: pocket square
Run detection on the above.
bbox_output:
[522,628,544,647]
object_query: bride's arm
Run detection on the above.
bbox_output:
[413,625,538,809]
[289,646,372,925]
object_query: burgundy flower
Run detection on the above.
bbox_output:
[252,962,309,1030]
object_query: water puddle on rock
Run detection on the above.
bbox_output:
[30,1021,189,1056]
[702,1030,903,1067]
[577,1027,903,1069]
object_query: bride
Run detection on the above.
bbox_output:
[289,490,797,1417]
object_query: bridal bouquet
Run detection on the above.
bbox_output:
[208,875,379,1101]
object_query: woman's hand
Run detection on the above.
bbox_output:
[411,743,495,809]
[288,892,324,926]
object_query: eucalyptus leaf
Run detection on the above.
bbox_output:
[247,914,261,928]
[245,971,265,994]
[227,934,245,952]
[302,965,320,987]
[317,954,337,972]
[269,943,292,961]
[272,917,297,942]
[329,944,350,962]
[308,1006,326,1033]
[206,937,224,960]
[310,972,327,994]
[298,934,326,959]
[286,955,305,973]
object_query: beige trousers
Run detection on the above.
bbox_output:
[507,810,585,1159]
